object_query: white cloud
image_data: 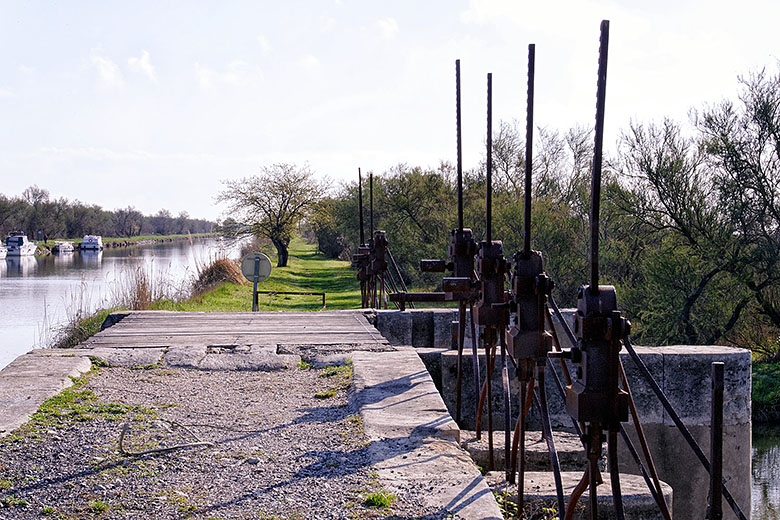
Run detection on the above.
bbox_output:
[377,17,399,40]
[298,54,320,71]
[196,60,254,89]
[0,87,12,98]
[18,65,35,74]
[128,50,157,83]
[90,51,123,88]
[256,35,271,53]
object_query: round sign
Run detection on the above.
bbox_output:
[241,252,272,283]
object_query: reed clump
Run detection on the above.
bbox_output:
[193,257,245,294]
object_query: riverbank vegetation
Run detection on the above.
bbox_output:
[309,67,780,366]
[53,237,360,347]
[0,185,215,241]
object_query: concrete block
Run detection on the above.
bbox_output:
[411,310,434,347]
[460,429,587,472]
[441,349,570,430]
[164,346,207,368]
[432,309,459,348]
[487,471,673,519]
[658,345,751,426]
[415,347,449,393]
[374,310,412,345]
[619,346,665,425]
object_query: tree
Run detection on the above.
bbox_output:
[217,163,327,267]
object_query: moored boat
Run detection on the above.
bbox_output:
[52,241,75,253]
[80,235,104,250]
[5,232,36,256]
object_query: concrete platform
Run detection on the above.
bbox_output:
[460,429,589,471]
[352,349,504,519]
[0,352,91,438]
[485,470,673,519]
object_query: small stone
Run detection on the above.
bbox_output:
[247,457,260,465]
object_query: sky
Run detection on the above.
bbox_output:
[1,0,779,221]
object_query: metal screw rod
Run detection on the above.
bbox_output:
[590,20,609,295]
[456,59,464,232]
[523,44,535,257]
[486,72,493,244]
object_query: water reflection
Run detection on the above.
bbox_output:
[6,256,37,276]
[0,238,242,370]
[79,250,103,268]
[754,424,780,519]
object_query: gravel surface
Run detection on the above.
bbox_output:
[0,363,448,520]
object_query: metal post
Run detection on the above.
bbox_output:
[456,59,464,232]
[523,44,535,258]
[252,256,260,312]
[708,362,724,520]
[358,167,365,245]
[486,72,492,244]
[589,20,609,295]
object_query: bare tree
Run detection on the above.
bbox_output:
[217,163,327,267]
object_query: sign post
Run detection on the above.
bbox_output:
[240,252,272,312]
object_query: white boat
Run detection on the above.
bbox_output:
[5,232,36,256]
[81,235,104,250]
[52,241,75,253]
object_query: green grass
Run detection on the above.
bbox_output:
[3,373,155,442]
[362,491,395,508]
[753,362,780,422]
[56,308,117,348]
[156,237,361,312]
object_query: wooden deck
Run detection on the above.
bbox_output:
[82,310,389,349]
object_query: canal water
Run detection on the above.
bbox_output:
[754,424,780,519]
[0,237,241,371]
[0,238,777,515]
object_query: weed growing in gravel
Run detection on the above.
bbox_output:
[88,499,110,513]
[315,362,354,399]
[1,495,28,507]
[0,479,10,489]
[2,373,156,443]
[131,363,162,370]
[362,490,396,508]
[319,362,352,379]
[297,360,314,370]
[314,388,337,399]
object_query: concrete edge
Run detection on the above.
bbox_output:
[351,349,503,520]
[0,352,93,438]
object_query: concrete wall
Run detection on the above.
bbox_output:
[373,309,752,520]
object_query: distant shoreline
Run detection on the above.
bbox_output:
[35,233,219,253]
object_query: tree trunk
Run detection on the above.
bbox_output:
[272,239,289,267]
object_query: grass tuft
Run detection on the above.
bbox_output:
[362,491,395,508]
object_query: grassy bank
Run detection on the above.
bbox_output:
[156,237,361,312]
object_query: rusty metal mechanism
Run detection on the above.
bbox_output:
[471,72,512,472]
[546,20,632,519]
[504,43,567,516]
[351,170,410,309]
[351,168,372,307]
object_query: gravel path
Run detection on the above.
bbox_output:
[0,364,447,520]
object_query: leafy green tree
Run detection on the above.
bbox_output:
[217,163,327,267]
